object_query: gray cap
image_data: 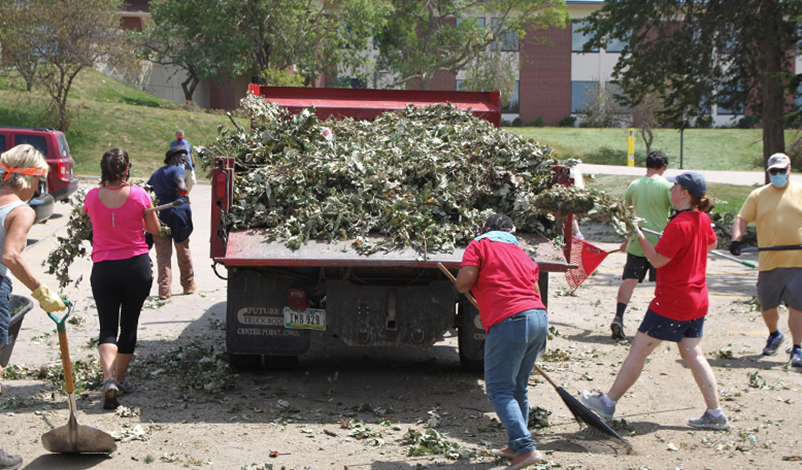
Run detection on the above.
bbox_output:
[667,171,707,198]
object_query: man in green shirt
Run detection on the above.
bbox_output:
[611,151,673,341]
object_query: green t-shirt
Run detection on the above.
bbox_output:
[625,175,673,257]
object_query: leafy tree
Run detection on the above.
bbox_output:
[374,0,569,90]
[0,0,133,131]
[579,0,802,178]
[0,3,39,91]
[139,0,386,101]
[138,0,243,103]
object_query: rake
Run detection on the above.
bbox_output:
[565,238,620,290]
[436,262,633,453]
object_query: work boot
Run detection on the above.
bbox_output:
[0,448,22,470]
[103,377,120,410]
[610,316,626,341]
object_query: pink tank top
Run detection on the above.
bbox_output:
[83,186,151,262]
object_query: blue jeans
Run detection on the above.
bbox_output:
[0,276,13,345]
[484,308,548,455]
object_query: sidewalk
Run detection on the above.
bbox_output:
[577,163,802,186]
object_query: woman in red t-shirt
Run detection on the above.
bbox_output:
[581,172,729,430]
[456,214,548,470]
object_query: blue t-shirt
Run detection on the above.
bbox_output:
[147,165,185,204]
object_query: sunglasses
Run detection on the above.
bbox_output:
[768,167,788,175]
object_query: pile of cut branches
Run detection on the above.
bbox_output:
[199,95,635,255]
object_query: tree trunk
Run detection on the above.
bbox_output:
[760,0,786,184]
[181,75,200,104]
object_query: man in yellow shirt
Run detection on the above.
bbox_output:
[730,153,802,367]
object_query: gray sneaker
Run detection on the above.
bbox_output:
[689,410,729,430]
[0,448,22,470]
[116,378,135,395]
[580,390,615,419]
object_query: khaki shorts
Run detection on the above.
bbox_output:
[757,268,802,311]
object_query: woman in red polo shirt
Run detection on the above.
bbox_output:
[456,214,548,470]
[581,172,729,430]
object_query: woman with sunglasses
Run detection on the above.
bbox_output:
[84,148,160,409]
[0,144,66,469]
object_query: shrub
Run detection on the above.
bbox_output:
[528,117,546,127]
[512,117,523,127]
[501,119,512,127]
[559,116,577,127]
[738,115,757,129]
[695,115,713,128]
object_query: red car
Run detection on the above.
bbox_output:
[0,126,79,202]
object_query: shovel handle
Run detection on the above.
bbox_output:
[57,330,75,394]
[145,199,185,213]
[437,262,479,309]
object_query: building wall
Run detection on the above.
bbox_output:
[519,26,571,126]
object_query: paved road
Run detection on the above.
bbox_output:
[577,162,802,186]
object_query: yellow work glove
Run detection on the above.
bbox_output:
[31,285,66,313]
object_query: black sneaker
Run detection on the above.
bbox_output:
[0,448,22,470]
[610,317,626,341]
[762,332,784,356]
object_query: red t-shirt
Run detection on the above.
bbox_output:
[649,210,716,321]
[460,239,547,332]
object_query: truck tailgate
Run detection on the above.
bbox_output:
[218,229,573,272]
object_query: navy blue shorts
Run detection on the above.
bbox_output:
[637,309,704,342]
[622,253,656,283]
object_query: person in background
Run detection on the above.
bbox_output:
[147,148,195,301]
[456,214,549,470]
[730,153,802,367]
[0,144,66,469]
[570,166,585,239]
[84,148,161,409]
[582,172,729,430]
[611,151,672,341]
[169,129,196,192]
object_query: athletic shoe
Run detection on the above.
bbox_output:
[610,317,626,341]
[103,377,120,410]
[504,450,543,470]
[762,332,784,356]
[580,390,615,420]
[0,448,22,470]
[117,378,135,395]
[688,410,730,430]
[791,348,802,367]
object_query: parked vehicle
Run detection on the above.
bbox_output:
[0,126,79,202]
[29,179,55,224]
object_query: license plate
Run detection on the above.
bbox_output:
[283,307,326,330]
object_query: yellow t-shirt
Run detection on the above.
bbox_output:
[738,182,802,271]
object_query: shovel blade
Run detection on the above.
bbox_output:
[42,422,117,454]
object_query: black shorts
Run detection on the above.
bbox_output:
[622,253,656,283]
[637,309,704,342]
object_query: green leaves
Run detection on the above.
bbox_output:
[200,95,637,255]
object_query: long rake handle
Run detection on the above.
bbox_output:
[437,262,479,309]
[741,245,802,252]
[532,364,560,389]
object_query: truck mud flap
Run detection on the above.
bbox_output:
[326,280,454,347]
[226,270,310,356]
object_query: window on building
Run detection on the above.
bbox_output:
[572,81,598,112]
[796,83,802,108]
[572,21,598,53]
[502,80,520,113]
[605,32,629,53]
[491,18,519,51]
[456,79,466,91]
[716,85,744,115]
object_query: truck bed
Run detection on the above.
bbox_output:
[218,229,573,272]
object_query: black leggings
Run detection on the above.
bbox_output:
[91,254,152,354]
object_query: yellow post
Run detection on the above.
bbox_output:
[627,128,635,167]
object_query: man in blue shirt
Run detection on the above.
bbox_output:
[169,129,196,191]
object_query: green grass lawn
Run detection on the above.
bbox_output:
[510,127,802,172]
[0,69,242,178]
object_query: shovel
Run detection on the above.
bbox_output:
[41,301,117,454]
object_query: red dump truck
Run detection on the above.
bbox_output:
[210,85,573,370]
